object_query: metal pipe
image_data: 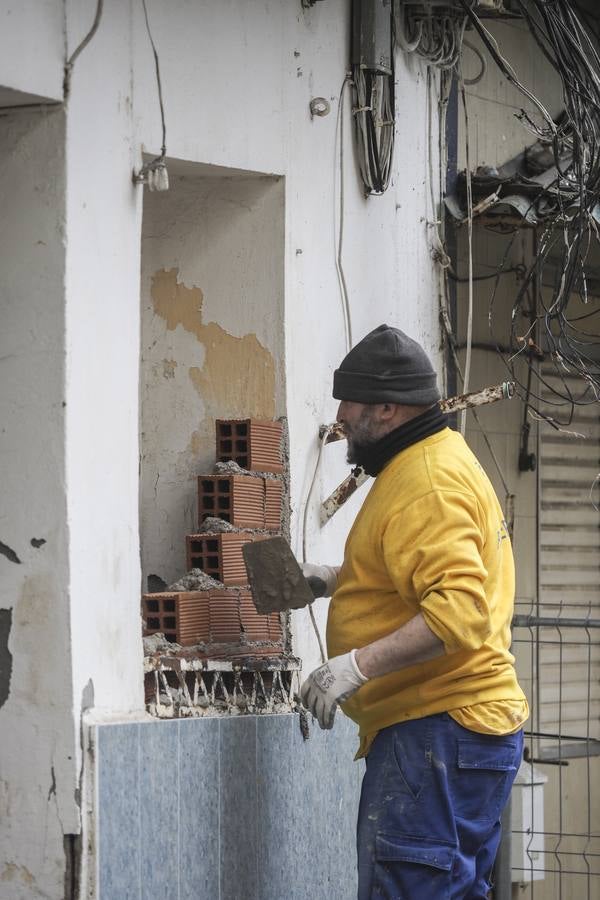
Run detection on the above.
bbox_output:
[512,614,600,629]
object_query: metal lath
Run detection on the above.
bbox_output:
[144,656,301,718]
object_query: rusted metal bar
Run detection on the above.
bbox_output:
[320,382,514,444]
[439,380,514,415]
[320,382,515,522]
[320,467,370,524]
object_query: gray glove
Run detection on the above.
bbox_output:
[301,563,339,599]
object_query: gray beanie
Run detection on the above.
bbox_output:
[333,324,441,405]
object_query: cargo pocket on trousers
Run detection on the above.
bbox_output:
[372,833,455,900]
[453,737,519,823]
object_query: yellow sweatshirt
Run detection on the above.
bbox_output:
[326,427,528,756]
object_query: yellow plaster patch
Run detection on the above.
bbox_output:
[151,268,275,419]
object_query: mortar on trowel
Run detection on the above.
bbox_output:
[242,537,314,614]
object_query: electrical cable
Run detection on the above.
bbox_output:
[334,76,353,352]
[447,1,600,428]
[141,0,167,158]
[134,0,169,190]
[458,68,474,436]
[63,0,104,95]
[300,430,330,665]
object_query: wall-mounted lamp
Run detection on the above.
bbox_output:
[133,157,169,192]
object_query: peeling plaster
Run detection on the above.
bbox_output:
[0,541,21,564]
[0,609,12,708]
[151,268,276,420]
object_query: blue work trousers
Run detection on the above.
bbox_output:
[357,713,523,899]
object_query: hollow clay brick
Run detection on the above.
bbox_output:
[216,419,283,474]
[186,531,269,586]
[142,588,283,651]
[142,591,210,646]
[197,473,282,531]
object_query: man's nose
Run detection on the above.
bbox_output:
[336,402,345,423]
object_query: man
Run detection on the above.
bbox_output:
[300,324,528,900]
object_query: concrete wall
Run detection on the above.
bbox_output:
[0,106,78,900]
[140,168,285,587]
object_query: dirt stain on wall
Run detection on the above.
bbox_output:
[151,268,275,421]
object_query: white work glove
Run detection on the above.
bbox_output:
[300,650,369,729]
[301,563,339,599]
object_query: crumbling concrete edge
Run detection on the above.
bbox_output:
[278,415,292,653]
[78,710,97,900]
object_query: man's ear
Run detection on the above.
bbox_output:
[379,403,397,422]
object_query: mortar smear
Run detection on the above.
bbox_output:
[168,568,224,591]
[198,516,237,534]
[213,460,280,480]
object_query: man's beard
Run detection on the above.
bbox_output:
[345,409,380,465]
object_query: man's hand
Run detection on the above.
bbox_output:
[300,650,369,729]
[301,563,339,599]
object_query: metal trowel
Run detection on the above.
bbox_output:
[242,537,314,614]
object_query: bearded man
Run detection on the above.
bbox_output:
[300,324,528,900]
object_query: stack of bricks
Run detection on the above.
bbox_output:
[142,419,285,656]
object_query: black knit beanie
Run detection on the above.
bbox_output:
[333,324,441,405]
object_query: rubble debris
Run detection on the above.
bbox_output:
[143,632,182,654]
[167,568,223,591]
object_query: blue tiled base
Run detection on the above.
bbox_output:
[97,713,363,900]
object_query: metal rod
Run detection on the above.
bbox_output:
[320,381,515,521]
[512,614,600,629]
[320,381,515,443]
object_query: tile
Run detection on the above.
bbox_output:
[289,712,361,900]
[256,715,294,900]
[97,723,141,900]
[220,716,258,900]
[139,719,179,900]
[179,718,220,900]
[320,716,363,896]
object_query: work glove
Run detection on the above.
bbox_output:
[300,650,369,729]
[301,563,339,599]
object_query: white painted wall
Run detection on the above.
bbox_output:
[0,107,78,900]
[0,1,64,105]
[64,0,144,723]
